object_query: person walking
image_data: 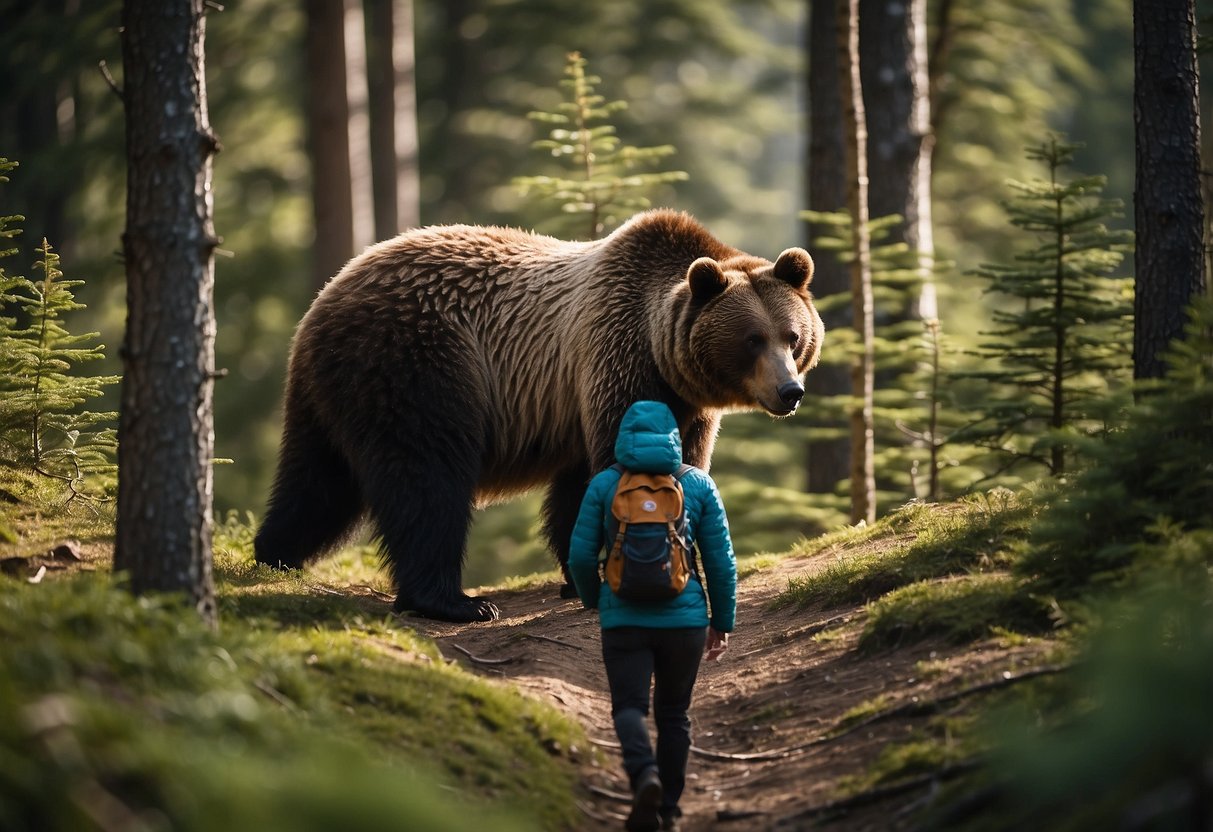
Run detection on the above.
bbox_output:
[569,400,737,832]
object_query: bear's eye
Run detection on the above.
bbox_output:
[745,334,766,352]
[788,332,801,352]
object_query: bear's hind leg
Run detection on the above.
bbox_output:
[255,409,364,570]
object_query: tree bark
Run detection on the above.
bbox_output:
[1133,0,1206,380]
[804,0,851,494]
[860,0,935,319]
[837,0,876,524]
[366,0,420,237]
[343,0,374,252]
[305,0,355,290]
[115,0,218,625]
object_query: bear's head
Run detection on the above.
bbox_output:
[676,248,824,417]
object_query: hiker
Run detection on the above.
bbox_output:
[569,400,737,832]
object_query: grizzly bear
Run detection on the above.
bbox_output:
[254,210,823,622]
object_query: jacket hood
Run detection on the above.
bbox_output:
[614,401,682,474]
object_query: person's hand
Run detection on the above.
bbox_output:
[705,627,729,662]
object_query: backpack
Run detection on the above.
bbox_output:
[602,463,697,602]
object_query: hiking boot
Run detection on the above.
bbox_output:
[625,767,662,832]
[659,808,679,831]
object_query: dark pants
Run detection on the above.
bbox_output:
[601,626,707,813]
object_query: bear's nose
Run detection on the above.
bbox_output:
[778,380,805,409]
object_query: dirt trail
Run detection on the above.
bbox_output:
[411,544,1052,831]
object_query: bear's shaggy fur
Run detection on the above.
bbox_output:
[255,210,824,622]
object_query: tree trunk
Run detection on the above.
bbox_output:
[860,0,935,319]
[837,0,876,524]
[366,0,420,238]
[804,0,851,494]
[428,0,475,221]
[1133,0,1206,380]
[343,0,374,252]
[305,0,355,290]
[115,0,218,625]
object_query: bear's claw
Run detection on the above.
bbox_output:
[395,593,500,623]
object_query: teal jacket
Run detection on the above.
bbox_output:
[569,401,737,632]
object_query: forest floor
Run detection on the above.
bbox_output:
[412,529,1061,832]
[3,499,1064,831]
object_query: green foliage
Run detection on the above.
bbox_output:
[952,137,1133,479]
[513,51,688,239]
[0,236,118,500]
[0,560,583,831]
[839,725,977,796]
[774,492,1035,609]
[933,544,1213,831]
[1018,296,1213,596]
[859,573,1047,650]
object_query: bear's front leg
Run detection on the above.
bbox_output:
[680,413,722,470]
[375,471,498,622]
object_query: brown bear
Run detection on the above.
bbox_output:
[254,210,823,622]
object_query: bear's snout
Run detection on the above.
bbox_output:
[777,380,805,410]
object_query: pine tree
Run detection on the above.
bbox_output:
[1020,295,1213,595]
[0,236,118,500]
[513,51,688,240]
[954,137,1134,478]
[800,210,971,503]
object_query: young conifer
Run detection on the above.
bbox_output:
[953,137,1134,478]
[514,51,688,240]
[0,234,119,500]
[799,210,973,503]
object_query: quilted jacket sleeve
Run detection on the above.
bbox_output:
[568,469,617,609]
[689,472,737,632]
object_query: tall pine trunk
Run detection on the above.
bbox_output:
[837,0,876,524]
[859,0,933,281]
[804,0,851,494]
[305,0,355,290]
[1133,0,1206,380]
[343,0,374,252]
[115,0,218,625]
[366,0,420,237]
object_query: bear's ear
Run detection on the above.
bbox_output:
[688,257,727,301]
[773,248,815,290]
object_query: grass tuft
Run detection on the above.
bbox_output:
[859,573,1050,650]
[773,492,1035,611]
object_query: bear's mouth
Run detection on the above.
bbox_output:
[761,400,798,418]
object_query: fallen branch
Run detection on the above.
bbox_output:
[775,759,982,827]
[577,799,623,824]
[691,738,823,762]
[253,679,300,713]
[827,664,1071,743]
[349,583,395,601]
[586,783,630,802]
[691,664,1070,763]
[519,631,583,650]
[446,642,513,666]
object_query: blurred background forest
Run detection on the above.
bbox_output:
[0,0,1149,584]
